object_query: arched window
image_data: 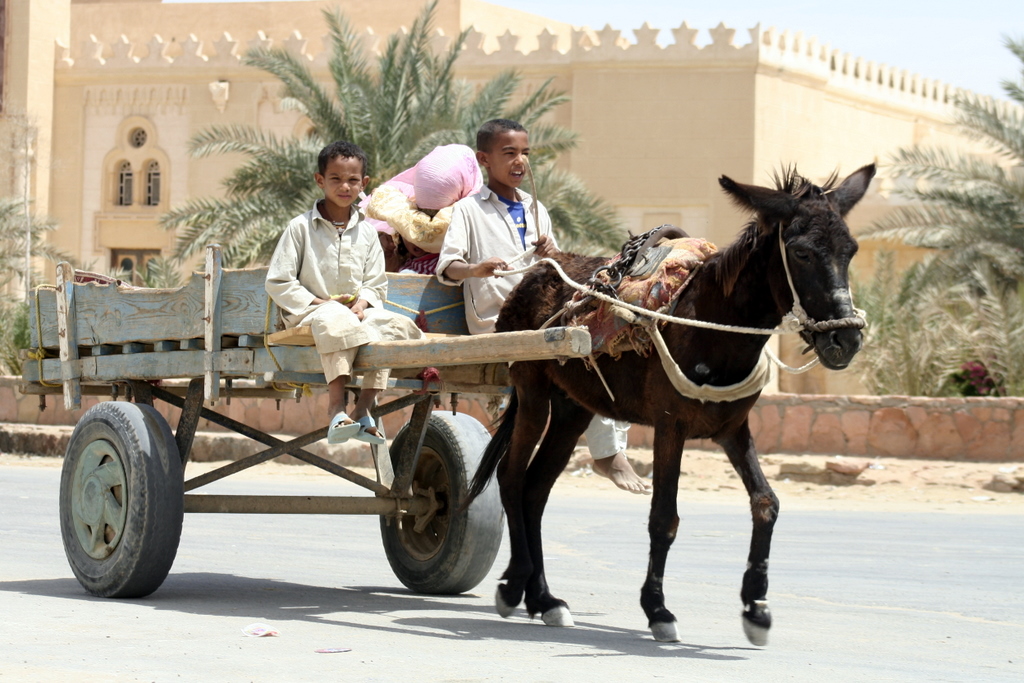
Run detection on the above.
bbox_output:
[145,161,161,206]
[117,161,133,206]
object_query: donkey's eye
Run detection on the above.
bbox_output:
[791,249,810,261]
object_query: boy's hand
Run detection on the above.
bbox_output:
[533,234,559,258]
[349,298,370,320]
[474,257,509,278]
[442,258,509,281]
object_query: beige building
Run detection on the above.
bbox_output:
[1,0,1010,390]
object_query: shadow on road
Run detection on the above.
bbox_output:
[0,572,753,660]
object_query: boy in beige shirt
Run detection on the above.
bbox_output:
[438,119,649,494]
[267,141,422,444]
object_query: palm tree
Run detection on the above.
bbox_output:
[854,38,1024,396]
[162,1,624,267]
[856,253,1024,396]
[0,196,69,374]
[860,37,1024,294]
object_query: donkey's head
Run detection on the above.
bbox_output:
[718,164,876,370]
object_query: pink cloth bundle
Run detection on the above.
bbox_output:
[364,144,483,236]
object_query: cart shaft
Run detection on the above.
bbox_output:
[183,494,432,516]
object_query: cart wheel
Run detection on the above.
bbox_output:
[60,401,184,598]
[381,411,503,595]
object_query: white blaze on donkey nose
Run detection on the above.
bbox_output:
[832,288,852,306]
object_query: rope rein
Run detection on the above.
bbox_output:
[495,223,866,382]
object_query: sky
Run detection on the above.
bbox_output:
[167,0,1021,99]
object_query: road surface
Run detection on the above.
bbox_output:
[1,459,1021,682]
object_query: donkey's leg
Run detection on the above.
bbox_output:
[494,372,553,618]
[521,391,594,626]
[640,419,685,642]
[718,421,779,646]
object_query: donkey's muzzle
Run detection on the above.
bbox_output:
[811,326,863,370]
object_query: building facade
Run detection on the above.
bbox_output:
[2,0,1011,391]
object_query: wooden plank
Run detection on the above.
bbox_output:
[204,245,223,402]
[267,326,457,347]
[384,273,468,335]
[267,326,314,346]
[91,344,116,356]
[28,286,57,348]
[29,266,272,349]
[180,338,203,350]
[154,340,177,352]
[25,330,573,388]
[253,346,322,374]
[24,353,512,395]
[252,328,589,374]
[352,327,591,371]
[27,349,254,383]
[56,262,82,410]
[391,362,509,385]
[29,271,458,351]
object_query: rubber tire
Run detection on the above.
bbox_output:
[60,401,184,598]
[381,411,504,595]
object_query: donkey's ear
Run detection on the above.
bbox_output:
[831,164,876,216]
[719,175,797,223]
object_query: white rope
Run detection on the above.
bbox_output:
[496,225,870,391]
[648,321,774,402]
[497,255,802,337]
[502,244,537,270]
[764,343,819,374]
[497,237,835,378]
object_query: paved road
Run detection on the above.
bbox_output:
[1,462,1021,682]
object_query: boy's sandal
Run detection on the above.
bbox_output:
[327,412,361,444]
[351,415,386,445]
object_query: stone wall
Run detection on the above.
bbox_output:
[3,377,1022,461]
[630,394,1024,461]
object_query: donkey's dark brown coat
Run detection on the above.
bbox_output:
[466,165,876,643]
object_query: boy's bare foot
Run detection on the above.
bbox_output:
[592,452,652,494]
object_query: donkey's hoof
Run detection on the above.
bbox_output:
[650,620,680,642]
[742,600,771,646]
[742,618,769,646]
[495,587,515,619]
[541,606,574,627]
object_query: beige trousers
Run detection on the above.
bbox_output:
[298,301,423,387]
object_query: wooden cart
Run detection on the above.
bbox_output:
[21,245,591,599]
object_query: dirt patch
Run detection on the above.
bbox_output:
[4,447,1023,514]
[557,448,1024,513]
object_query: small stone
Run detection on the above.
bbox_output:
[779,462,825,475]
[825,460,868,476]
[983,473,1019,493]
[777,461,827,483]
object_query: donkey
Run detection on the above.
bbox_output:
[463,164,876,644]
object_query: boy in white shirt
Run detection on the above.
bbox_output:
[437,120,650,494]
[267,141,422,444]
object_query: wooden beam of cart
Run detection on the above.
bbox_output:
[21,327,590,386]
[350,326,591,371]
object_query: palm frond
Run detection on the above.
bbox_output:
[160,1,608,268]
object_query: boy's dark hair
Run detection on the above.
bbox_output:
[476,119,527,152]
[318,141,369,176]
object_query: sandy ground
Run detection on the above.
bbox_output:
[4,447,1023,514]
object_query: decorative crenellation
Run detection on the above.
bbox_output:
[54,21,1006,113]
[83,84,190,115]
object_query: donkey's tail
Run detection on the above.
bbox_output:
[462,390,518,512]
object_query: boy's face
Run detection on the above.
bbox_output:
[476,129,529,201]
[315,155,369,214]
